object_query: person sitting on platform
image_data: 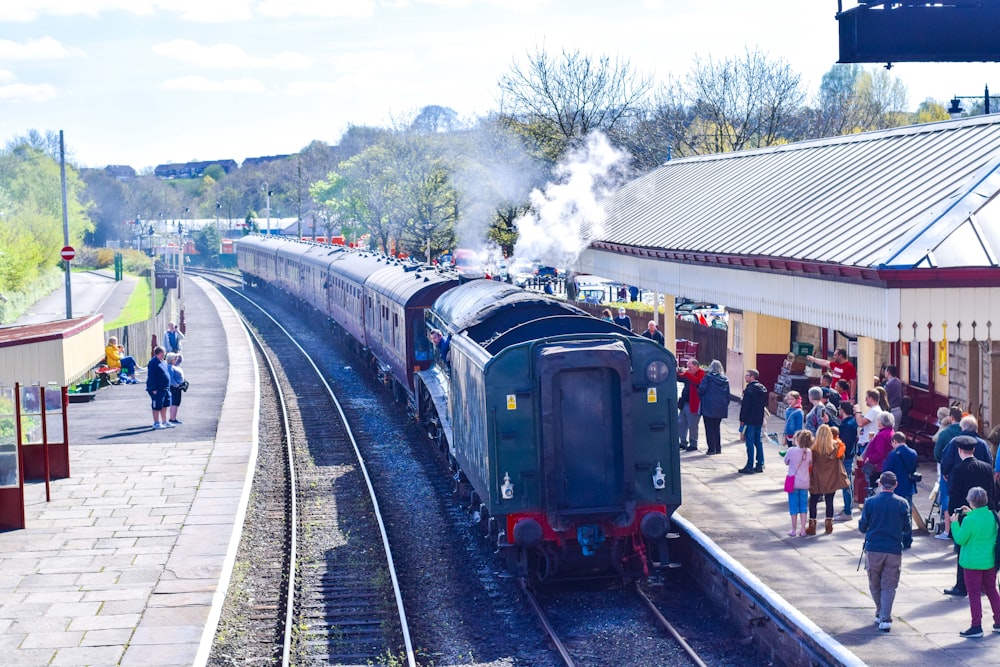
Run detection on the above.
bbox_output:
[105,336,137,382]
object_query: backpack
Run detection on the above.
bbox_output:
[823,403,841,427]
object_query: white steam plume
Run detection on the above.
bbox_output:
[513,132,630,268]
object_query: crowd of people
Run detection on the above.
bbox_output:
[674,347,1000,638]
[103,321,188,430]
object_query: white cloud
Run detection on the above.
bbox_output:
[153,39,310,70]
[164,0,254,23]
[0,69,13,82]
[2,0,157,22]
[0,36,74,61]
[285,80,342,95]
[333,50,420,75]
[257,0,376,18]
[160,76,266,92]
[0,82,57,101]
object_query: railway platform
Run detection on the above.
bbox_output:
[678,405,1000,666]
[0,276,257,666]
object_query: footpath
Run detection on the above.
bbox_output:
[0,276,257,666]
[678,405,1000,666]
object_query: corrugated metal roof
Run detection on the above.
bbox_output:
[599,115,1000,270]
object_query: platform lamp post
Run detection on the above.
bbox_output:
[947,85,995,118]
[262,183,271,235]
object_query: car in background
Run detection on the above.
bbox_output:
[509,259,536,286]
[534,265,559,282]
[453,249,487,280]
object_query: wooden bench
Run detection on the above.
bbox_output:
[900,408,938,462]
[94,366,120,387]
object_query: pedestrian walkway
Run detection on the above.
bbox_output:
[678,402,1000,666]
[10,270,138,328]
[0,276,257,666]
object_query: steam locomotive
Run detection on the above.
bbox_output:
[237,235,681,580]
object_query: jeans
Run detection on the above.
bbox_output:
[964,567,1000,627]
[120,356,137,376]
[867,551,902,623]
[678,408,700,449]
[841,458,853,514]
[744,424,763,467]
[704,417,722,454]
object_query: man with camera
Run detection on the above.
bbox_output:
[884,432,919,548]
[945,435,997,597]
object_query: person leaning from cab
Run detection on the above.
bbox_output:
[428,328,450,365]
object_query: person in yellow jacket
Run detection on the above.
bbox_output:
[105,336,137,380]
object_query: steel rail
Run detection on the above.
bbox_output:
[633,582,709,667]
[517,579,576,667]
[216,281,416,667]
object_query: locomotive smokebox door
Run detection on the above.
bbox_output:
[535,340,633,530]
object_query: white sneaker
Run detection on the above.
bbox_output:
[163,421,176,428]
[878,621,892,632]
[153,422,166,430]
[934,532,952,540]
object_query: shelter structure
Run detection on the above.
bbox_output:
[0,315,105,387]
[577,115,1000,436]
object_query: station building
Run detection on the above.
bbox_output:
[578,115,1000,446]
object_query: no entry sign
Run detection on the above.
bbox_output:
[60,246,75,262]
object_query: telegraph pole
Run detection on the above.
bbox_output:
[59,130,72,319]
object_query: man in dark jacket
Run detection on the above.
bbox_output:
[698,359,730,456]
[145,345,173,430]
[945,435,998,597]
[859,471,910,632]
[738,369,768,474]
[884,432,919,548]
[834,402,860,522]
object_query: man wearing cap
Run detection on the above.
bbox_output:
[945,435,997,597]
[858,471,911,632]
[613,307,632,332]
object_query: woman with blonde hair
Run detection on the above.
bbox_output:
[807,424,850,535]
[785,430,813,537]
[105,336,137,381]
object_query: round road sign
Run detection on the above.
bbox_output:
[60,246,75,262]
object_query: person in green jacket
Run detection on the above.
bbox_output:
[953,486,1000,638]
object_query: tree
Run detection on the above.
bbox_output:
[916,98,950,123]
[650,48,806,157]
[194,225,221,266]
[498,47,653,164]
[806,64,910,137]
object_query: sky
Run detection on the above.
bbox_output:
[2,0,999,172]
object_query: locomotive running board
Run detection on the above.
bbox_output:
[415,368,455,456]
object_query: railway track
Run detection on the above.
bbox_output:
[203,275,415,667]
[520,580,709,667]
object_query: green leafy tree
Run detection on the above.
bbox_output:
[194,225,221,266]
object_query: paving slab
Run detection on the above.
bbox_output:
[679,400,1000,664]
[0,276,257,667]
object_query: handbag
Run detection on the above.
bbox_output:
[784,453,804,493]
[179,380,190,392]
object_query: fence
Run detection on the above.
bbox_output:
[106,285,176,362]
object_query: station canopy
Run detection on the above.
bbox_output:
[579,115,1000,343]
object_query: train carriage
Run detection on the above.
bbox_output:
[364,263,457,393]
